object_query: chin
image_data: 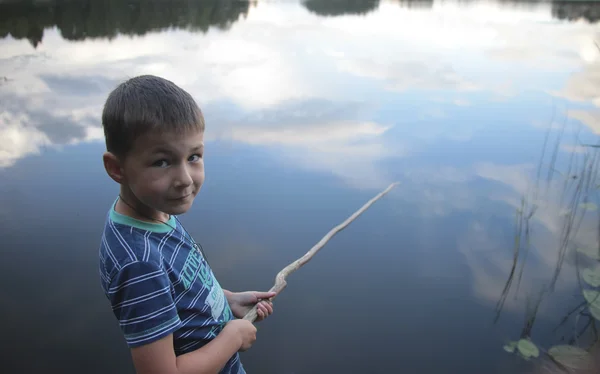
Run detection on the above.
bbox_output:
[165,200,194,216]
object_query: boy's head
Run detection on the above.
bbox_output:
[101,75,205,219]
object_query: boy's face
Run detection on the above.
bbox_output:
[118,128,205,218]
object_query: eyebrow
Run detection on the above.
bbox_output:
[150,144,204,154]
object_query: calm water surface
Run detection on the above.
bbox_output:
[2,0,600,373]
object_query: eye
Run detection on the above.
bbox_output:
[152,159,169,168]
[189,154,202,162]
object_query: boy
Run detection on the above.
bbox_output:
[98,75,275,374]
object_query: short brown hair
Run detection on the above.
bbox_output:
[101,75,204,158]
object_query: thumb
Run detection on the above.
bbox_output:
[253,291,276,300]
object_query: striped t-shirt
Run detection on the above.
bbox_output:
[98,202,245,373]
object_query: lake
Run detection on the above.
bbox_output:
[1,0,600,373]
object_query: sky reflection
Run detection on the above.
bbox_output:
[2,1,600,372]
[2,1,600,307]
[1,0,599,172]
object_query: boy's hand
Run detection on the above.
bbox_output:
[223,319,257,352]
[226,291,275,321]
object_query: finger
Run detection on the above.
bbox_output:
[261,301,273,315]
[258,303,268,317]
[253,291,277,300]
[262,306,272,319]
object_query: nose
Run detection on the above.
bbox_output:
[174,164,193,188]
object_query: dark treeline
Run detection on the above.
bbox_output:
[552,1,600,23]
[0,0,598,49]
[301,0,437,16]
[300,0,600,21]
[0,0,253,48]
[302,0,380,16]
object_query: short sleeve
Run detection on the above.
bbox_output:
[107,261,182,347]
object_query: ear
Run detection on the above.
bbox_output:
[103,151,125,184]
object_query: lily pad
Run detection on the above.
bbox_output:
[580,202,598,211]
[583,266,600,287]
[548,345,593,372]
[583,290,600,307]
[517,339,539,358]
[577,246,600,260]
[503,341,517,353]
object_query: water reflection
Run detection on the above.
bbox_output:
[397,114,600,371]
[469,111,600,370]
[1,0,599,50]
[2,0,599,171]
[217,98,399,188]
[0,0,253,48]
[553,0,600,23]
[2,3,600,371]
[302,0,381,16]
[559,59,600,134]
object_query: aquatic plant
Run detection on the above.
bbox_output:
[496,100,600,372]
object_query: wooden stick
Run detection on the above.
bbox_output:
[243,182,400,322]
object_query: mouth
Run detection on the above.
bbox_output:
[171,193,192,201]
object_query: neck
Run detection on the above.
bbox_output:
[117,186,170,223]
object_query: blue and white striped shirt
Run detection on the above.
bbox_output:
[99,202,244,373]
